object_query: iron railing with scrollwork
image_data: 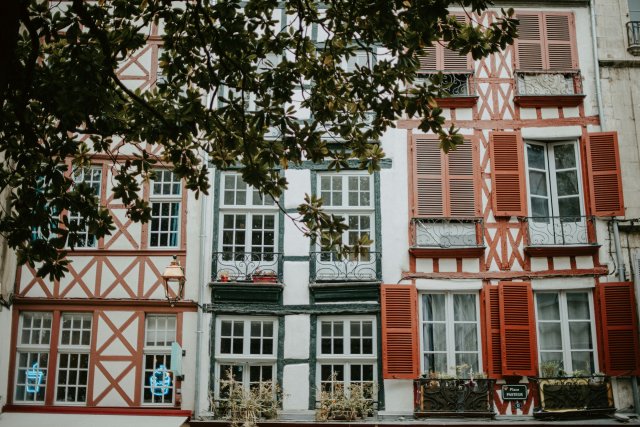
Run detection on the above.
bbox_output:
[211,252,282,282]
[628,22,640,55]
[310,251,381,282]
[415,72,472,96]
[532,376,614,417]
[410,218,483,248]
[515,71,582,96]
[414,378,496,417]
[526,216,594,246]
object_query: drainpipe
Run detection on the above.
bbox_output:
[589,0,605,128]
[193,159,210,418]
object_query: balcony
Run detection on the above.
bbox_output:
[531,376,615,419]
[415,72,477,108]
[409,218,485,258]
[525,216,599,257]
[628,22,640,55]
[310,251,381,283]
[514,71,585,107]
[210,252,283,304]
[414,378,496,418]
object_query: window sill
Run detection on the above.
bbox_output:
[435,96,478,108]
[1,405,189,416]
[524,244,600,257]
[210,282,283,304]
[514,94,585,108]
[309,282,380,302]
[409,246,485,258]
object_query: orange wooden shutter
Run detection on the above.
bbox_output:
[515,13,544,70]
[414,137,444,217]
[482,284,502,378]
[585,132,624,217]
[499,281,537,376]
[490,131,527,217]
[598,282,640,375]
[544,13,577,70]
[381,284,420,379]
[447,141,476,217]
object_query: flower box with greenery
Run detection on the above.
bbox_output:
[316,375,375,421]
[414,365,495,418]
[251,270,278,284]
[210,369,281,427]
[533,361,615,419]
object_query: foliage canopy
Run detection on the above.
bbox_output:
[0,0,517,279]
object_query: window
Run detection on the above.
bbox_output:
[525,141,587,245]
[319,174,373,248]
[515,12,576,71]
[535,291,596,374]
[56,313,92,403]
[15,312,52,403]
[143,314,176,405]
[340,50,375,73]
[317,317,376,397]
[214,317,277,399]
[420,293,481,376]
[150,170,181,248]
[68,166,102,248]
[630,0,640,21]
[219,173,277,260]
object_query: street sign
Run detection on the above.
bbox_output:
[501,384,527,400]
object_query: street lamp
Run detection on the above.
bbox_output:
[162,255,185,306]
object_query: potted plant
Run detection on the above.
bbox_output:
[252,269,277,283]
[316,375,374,421]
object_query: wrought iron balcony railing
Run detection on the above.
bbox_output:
[415,72,472,96]
[531,376,614,418]
[310,251,381,283]
[211,252,282,283]
[410,218,484,248]
[628,22,640,55]
[526,216,594,246]
[414,378,496,417]
[515,70,582,96]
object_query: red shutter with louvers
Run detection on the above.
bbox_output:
[515,13,544,70]
[447,141,476,217]
[414,138,444,217]
[482,284,503,378]
[598,282,640,375]
[544,13,577,70]
[585,132,624,217]
[381,284,420,379]
[418,46,438,72]
[490,132,527,217]
[499,281,537,376]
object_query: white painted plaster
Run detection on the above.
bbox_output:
[415,259,433,273]
[574,255,594,269]
[381,380,414,413]
[530,257,548,272]
[540,108,559,120]
[455,108,473,121]
[531,277,595,290]
[553,256,571,270]
[282,262,310,305]
[282,364,310,410]
[519,108,538,120]
[438,258,457,273]
[284,315,310,359]
[415,279,482,291]
[521,126,582,140]
[462,258,480,273]
[283,169,310,210]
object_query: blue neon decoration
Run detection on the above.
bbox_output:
[26,363,44,394]
[149,364,172,396]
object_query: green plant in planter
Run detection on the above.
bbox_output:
[316,374,375,421]
[540,360,562,378]
[213,368,281,427]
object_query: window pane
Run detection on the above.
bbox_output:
[536,293,560,320]
[529,171,548,196]
[538,323,562,350]
[571,351,595,374]
[423,294,445,321]
[558,197,581,217]
[455,353,479,374]
[567,292,590,320]
[554,144,577,169]
[527,144,546,170]
[424,323,446,352]
[556,171,579,197]
[424,353,447,374]
[454,324,478,352]
[531,197,550,217]
[569,322,592,349]
[453,294,476,321]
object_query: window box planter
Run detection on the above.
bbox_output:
[414,378,496,418]
[532,376,615,419]
[252,273,278,283]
